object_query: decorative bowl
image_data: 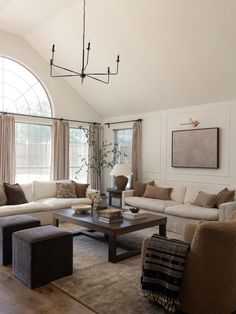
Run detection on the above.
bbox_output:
[130,207,140,213]
[71,204,91,214]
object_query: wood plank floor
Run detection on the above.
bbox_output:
[0,265,95,314]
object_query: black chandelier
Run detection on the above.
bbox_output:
[50,0,120,84]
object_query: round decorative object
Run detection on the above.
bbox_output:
[71,204,91,214]
[130,207,140,213]
[115,175,128,190]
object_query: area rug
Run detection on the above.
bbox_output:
[52,227,182,314]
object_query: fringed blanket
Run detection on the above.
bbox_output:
[140,234,190,313]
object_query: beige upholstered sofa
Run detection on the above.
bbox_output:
[122,182,236,234]
[0,180,98,225]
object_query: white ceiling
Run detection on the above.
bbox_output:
[0,0,236,117]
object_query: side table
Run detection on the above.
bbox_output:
[106,188,123,207]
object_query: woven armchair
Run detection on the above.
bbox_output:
[141,212,236,314]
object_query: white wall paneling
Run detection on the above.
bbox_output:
[103,101,236,190]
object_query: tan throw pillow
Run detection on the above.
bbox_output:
[56,183,77,198]
[75,183,89,198]
[134,181,155,197]
[215,188,235,208]
[193,191,217,208]
[0,184,7,206]
[143,184,172,200]
[3,183,28,205]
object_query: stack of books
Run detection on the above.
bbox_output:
[98,208,123,223]
[123,210,147,220]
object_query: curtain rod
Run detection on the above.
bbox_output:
[104,118,142,127]
[0,111,100,125]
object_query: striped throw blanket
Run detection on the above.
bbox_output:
[140,234,190,313]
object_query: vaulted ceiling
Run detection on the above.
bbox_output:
[0,0,236,117]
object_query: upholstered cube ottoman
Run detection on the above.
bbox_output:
[12,225,73,288]
[0,215,41,265]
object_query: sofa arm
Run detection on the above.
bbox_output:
[218,201,236,220]
[122,190,134,208]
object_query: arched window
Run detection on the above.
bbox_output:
[0,57,52,116]
[0,56,52,183]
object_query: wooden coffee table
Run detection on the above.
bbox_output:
[52,209,167,263]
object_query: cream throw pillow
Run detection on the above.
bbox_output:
[143,184,172,200]
[193,191,217,208]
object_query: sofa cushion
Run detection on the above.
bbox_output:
[3,183,28,205]
[56,183,77,198]
[125,196,177,213]
[0,184,7,206]
[165,204,219,220]
[32,180,72,201]
[184,184,225,204]
[36,197,91,210]
[193,191,218,208]
[133,181,155,197]
[215,188,235,208]
[143,185,172,200]
[158,184,186,203]
[0,202,51,217]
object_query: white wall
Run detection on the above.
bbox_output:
[0,29,101,122]
[103,101,236,191]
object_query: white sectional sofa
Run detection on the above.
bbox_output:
[0,180,97,225]
[122,182,236,234]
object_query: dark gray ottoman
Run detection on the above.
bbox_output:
[0,215,41,265]
[12,225,73,288]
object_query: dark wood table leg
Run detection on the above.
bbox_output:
[159,223,166,237]
[53,217,59,227]
[108,235,117,263]
[109,194,112,206]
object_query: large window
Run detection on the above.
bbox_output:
[114,128,133,167]
[15,123,51,183]
[69,128,88,183]
[0,56,52,183]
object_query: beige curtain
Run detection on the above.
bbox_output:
[0,115,15,183]
[88,124,101,190]
[132,120,142,185]
[51,120,69,180]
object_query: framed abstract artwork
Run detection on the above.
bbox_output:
[172,127,219,168]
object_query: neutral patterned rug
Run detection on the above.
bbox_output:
[52,226,183,314]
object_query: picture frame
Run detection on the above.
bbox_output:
[172,127,219,168]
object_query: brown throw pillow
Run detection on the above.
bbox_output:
[75,183,89,198]
[134,181,155,197]
[215,188,235,208]
[0,184,7,206]
[193,191,217,208]
[56,183,77,198]
[143,184,172,200]
[3,183,28,205]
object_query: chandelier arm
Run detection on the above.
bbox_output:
[51,63,82,76]
[86,70,118,76]
[87,60,119,76]
[87,75,109,84]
